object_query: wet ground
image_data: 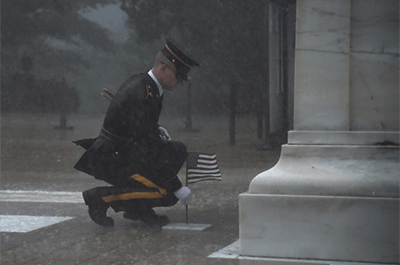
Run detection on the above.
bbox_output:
[1,112,282,265]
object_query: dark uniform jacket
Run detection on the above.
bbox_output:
[74,73,186,193]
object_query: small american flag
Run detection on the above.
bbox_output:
[186,152,222,184]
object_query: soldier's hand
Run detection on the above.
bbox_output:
[174,187,192,205]
[158,126,172,142]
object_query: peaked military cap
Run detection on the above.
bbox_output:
[161,39,200,81]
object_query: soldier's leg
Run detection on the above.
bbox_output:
[102,181,179,226]
[82,184,177,227]
[82,154,184,227]
[81,167,143,227]
[121,193,178,226]
[82,186,115,227]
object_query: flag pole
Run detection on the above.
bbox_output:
[185,161,189,225]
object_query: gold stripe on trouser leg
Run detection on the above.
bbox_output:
[131,174,167,196]
[102,174,167,203]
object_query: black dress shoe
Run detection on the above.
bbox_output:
[82,189,114,227]
[124,209,169,226]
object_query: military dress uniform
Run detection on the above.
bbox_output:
[74,40,199,227]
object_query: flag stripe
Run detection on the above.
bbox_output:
[188,178,221,184]
[188,169,220,174]
[187,152,222,184]
[192,165,217,169]
[198,154,216,159]
[188,171,220,174]
[188,175,221,179]
[186,174,221,179]
[197,159,216,164]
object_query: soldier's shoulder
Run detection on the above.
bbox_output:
[128,73,156,95]
[122,73,146,87]
[115,73,152,101]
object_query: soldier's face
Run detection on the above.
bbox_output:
[163,66,182,90]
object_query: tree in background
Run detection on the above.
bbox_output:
[2,0,116,68]
[1,0,116,113]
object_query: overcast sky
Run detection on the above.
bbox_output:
[80,4,129,43]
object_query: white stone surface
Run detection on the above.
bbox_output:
[294,0,399,131]
[296,0,350,53]
[210,240,392,265]
[239,1,400,263]
[248,145,399,198]
[349,0,399,131]
[208,240,240,259]
[0,190,83,203]
[350,53,399,131]
[351,0,399,54]
[294,0,352,130]
[294,50,350,130]
[239,194,399,263]
[288,131,399,145]
[162,222,212,231]
[0,215,73,233]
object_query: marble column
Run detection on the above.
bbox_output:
[239,0,399,263]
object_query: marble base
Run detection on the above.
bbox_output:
[288,131,399,145]
[248,145,399,198]
[239,193,399,263]
[239,144,399,263]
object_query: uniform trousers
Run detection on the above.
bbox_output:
[90,139,186,214]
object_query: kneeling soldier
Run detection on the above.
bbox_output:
[74,39,199,227]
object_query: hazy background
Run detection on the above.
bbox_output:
[1,0,295,145]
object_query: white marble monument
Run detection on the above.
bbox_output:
[239,0,399,263]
